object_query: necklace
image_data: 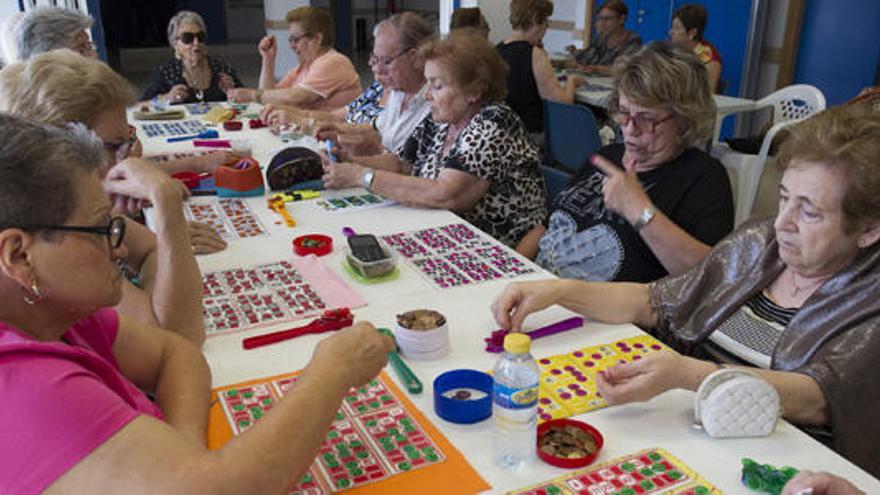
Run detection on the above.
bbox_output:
[788,271,827,298]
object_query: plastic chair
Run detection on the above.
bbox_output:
[541,165,571,211]
[543,100,601,174]
[712,84,826,225]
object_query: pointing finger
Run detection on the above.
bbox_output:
[590,154,623,178]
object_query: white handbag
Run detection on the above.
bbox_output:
[694,368,780,438]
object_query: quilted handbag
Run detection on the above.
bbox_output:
[694,368,780,438]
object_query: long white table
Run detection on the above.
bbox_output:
[571,74,756,144]
[135,105,880,494]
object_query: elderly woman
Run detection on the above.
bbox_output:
[566,0,641,75]
[323,31,547,249]
[14,6,97,60]
[523,42,733,282]
[494,105,880,477]
[669,3,722,93]
[228,6,361,111]
[266,12,434,155]
[450,7,491,38]
[0,50,232,342]
[141,11,243,103]
[0,114,394,494]
[496,0,582,137]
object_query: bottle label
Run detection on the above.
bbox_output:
[493,383,538,410]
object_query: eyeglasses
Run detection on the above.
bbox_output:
[368,47,412,69]
[71,40,97,56]
[178,31,206,44]
[103,125,138,163]
[28,216,127,249]
[288,32,312,45]
[612,109,674,133]
[596,14,620,22]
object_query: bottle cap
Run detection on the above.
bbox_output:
[503,333,531,354]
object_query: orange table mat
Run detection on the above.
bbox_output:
[208,370,490,494]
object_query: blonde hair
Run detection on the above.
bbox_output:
[776,105,880,233]
[0,49,135,127]
[607,41,715,146]
[286,7,333,47]
[421,31,507,105]
[509,0,553,30]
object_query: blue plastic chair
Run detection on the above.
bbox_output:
[543,100,602,174]
[541,165,571,211]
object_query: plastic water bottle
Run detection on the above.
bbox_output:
[492,333,540,469]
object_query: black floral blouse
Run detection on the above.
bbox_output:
[141,55,243,103]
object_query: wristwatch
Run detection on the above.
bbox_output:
[254,89,263,104]
[632,206,656,231]
[362,168,376,191]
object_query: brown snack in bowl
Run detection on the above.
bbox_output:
[539,426,598,459]
[396,309,446,331]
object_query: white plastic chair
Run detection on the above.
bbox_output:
[712,84,826,225]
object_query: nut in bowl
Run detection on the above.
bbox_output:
[393,309,450,360]
[537,418,603,468]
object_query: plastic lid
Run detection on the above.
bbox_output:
[503,333,531,354]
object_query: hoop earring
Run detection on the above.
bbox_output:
[21,279,45,305]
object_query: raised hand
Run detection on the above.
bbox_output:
[590,154,653,226]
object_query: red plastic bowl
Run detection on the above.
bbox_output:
[536,418,604,468]
[171,171,200,189]
[292,234,333,256]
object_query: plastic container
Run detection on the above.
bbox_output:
[434,370,493,424]
[492,333,540,469]
[292,234,332,256]
[343,240,397,279]
[536,418,604,468]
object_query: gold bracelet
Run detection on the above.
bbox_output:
[254,89,263,104]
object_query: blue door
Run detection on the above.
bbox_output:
[625,0,675,47]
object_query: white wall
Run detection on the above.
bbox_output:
[475,0,584,54]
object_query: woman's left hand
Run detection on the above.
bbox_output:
[596,352,692,405]
[193,151,244,173]
[591,154,653,226]
[187,221,227,255]
[226,88,255,103]
[217,73,235,93]
[321,156,363,190]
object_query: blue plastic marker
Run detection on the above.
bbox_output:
[167,129,219,143]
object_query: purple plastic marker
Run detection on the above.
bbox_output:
[342,227,356,237]
[484,316,585,353]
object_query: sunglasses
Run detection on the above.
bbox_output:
[178,31,206,44]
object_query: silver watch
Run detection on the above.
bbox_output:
[361,168,376,191]
[632,206,656,231]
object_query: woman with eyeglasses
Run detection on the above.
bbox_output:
[494,104,880,478]
[141,11,243,104]
[228,6,361,112]
[520,42,733,283]
[0,114,396,493]
[263,12,434,157]
[0,50,229,344]
[565,0,641,75]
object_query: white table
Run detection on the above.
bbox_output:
[134,105,880,494]
[572,75,757,143]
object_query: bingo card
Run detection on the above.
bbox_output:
[184,197,267,241]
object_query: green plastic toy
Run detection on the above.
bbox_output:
[741,458,799,494]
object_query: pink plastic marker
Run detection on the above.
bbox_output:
[484,316,585,353]
[193,139,232,148]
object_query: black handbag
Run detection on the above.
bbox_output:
[265,147,324,191]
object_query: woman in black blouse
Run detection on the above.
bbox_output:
[141,11,242,103]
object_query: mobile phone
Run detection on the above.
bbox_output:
[347,234,386,262]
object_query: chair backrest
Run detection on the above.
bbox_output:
[543,100,601,174]
[541,165,571,211]
[758,84,826,125]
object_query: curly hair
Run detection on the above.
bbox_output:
[421,31,508,105]
[286,7,334,47]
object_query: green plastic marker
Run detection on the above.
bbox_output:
[378,328,423,394]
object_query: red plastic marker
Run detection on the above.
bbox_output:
[242,308,353,350]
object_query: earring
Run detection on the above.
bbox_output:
[21,279,45,305]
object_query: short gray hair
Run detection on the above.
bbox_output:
[15,7,92,61]
[379,12,434,51]
[0,114,104,231]
[167,10,207,47]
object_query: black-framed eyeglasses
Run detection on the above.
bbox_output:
[368,47,412,69]
[178,31,206,44]
[28,216,127,249]
[103,125,138,163]
[288,32,312,45]
[612,109,674,133]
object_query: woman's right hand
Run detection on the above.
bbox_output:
[491,280,565,332]
[308,322,395,390]
[258,35,277,60]
[164,84,190,103]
